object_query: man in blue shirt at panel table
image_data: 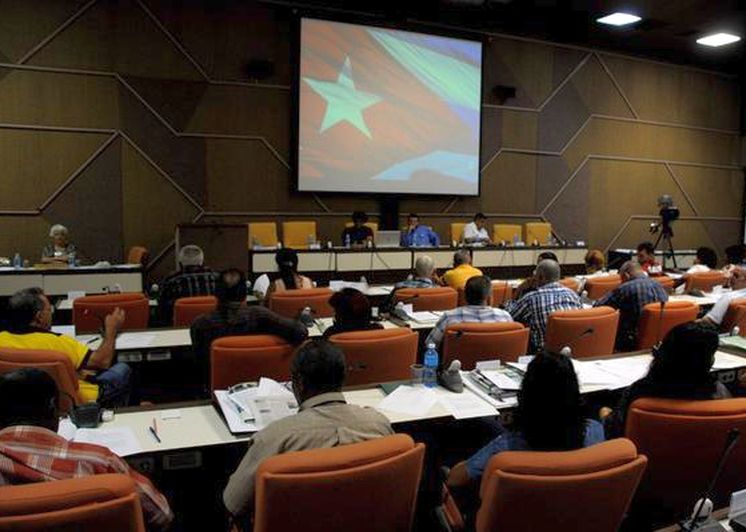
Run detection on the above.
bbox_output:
[401,213,440,247]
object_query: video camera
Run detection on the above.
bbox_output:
[650,194,679,235]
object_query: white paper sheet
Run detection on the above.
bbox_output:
[329,280,369,292]
[572,360,626,388]
[51,325,76,338]
[72,427,143,457]
[481,370,522,391]
[439,394,496,420]
[215,390,258,433]
[461,373,518,409]
[713,352,746,370]
[116,332,157,350]
[408,311,441,323]
[377,385,437,416]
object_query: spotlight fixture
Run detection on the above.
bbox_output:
[696,32,741,47]
[596,12,642,27]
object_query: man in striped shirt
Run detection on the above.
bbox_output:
[504,260,582,353]
[158,244,217,324]
[0,369,173,530]
[426,276,512,346]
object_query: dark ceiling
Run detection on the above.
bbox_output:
[264,0,746,74]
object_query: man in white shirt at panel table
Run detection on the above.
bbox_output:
[701,266,746,330]
[461,213,491,245]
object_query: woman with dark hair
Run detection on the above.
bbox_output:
[322,288,383,338]
[267,249,313,297]
[601,321,730,438]
[447,351,604,487]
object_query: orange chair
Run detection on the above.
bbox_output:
[492,224,522,244]
[626,398,746,526]
[685,271,728,292]
[172,295,217,327]
[328,329,418,386]
[394,287,458,312]
[126,246,148,266]
[584,275,622,300]
[464,439,647,532]
[722,298,746,333]
[651,275,675,293]
[0,473,145,531]
[282,221,317,249]
[491,282,512,306]
[72,293,149,333]
[254,434,425,532]
[559,277,581,293]
[524,222,552,245]
[268,288,334,319]
[0,348,81,411]
[210,335,294,390]
[636,300,698,349]
[451,223,467,243]
[248,222,279,248]
[442,322,529,368]
[544,306,619,358]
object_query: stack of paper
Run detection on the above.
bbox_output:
[713,351,746,370]
[58,419,142,457]
[215,378,298,433]
[480,370,522,391]
[377,385,437,416]
[408,311,441,323]
[721,336,746,352]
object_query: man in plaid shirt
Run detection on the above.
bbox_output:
[0,369,173,530]
[504,260,582,353]
[158,244,217,324]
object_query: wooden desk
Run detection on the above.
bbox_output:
[0,264,143,296]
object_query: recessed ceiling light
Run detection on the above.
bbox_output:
[596,12,642,27]
[696,32,741,47]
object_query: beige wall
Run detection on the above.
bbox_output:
[0,0,741,280]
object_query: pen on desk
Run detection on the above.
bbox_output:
[85,335,100,345]
[149,418,161,443]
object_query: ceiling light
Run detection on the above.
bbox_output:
[596,12,642,27]
[696,32,741,47]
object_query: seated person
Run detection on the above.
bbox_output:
[191,269,308,383]
[461,213,491,245]
[223,340,393,521]
[636,241,661,274]
[266,248,313,298]
[396,255,440,289]
[0,288,130,407]
[504,260,582,353]
[447,351,604,487]
[601,321,730,438]
[442,249,482,291]
[724,244,746,275]
[0,369,173,530]
[323,288,383,338]
[584,249,606,274]
[158,244,217,323]
[594,261,668,352]
[700,266,746,330]
[400,213,440,247]
[512,251,559,300]
[41,224,77,264]
[674,246,718,293]
[341,211,374,247]
[426,276,512,347]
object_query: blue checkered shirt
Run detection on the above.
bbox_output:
[504,282,582,352]
[395,278,436,289]
[425,305,512,346]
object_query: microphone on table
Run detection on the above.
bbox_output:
[559,328,595,357]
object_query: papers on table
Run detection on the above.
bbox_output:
[377,385,438,416]
[329,280,369,292]
[713,351,746,370]
[462,372,518,409]
[572,356,652,390]
[439,394,496,420]
[480,370,522,391]
[58,419,143,457]
[721,336,746,352]
[116,332,158,350]
[408,311,442,323]
[51,325,76,338]
[215,378,298,434]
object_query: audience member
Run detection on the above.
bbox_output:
[341,211,374,247]
[426,276,512,346]
[461,213,491,244]
[701,266,746,329]
[584,249,606,274]
[158,244,217,323]
[266,248,313,298]
[41,224,77,264]
[601,322,729,438]
[725,244,746,271]
[594,261,668,351]
[688,246,717,273]
[0,288,130,407]
[400,213,440,247]
[323,288,383,338]
[223,340,393,520]
[396,255,439,289]
[504,260,582,352]
[442,249,482,290]
[636,241,661,274]
[512,251,560,300]
[0,369,173,530]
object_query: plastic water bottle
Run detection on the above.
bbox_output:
[423,343,439,388]
[68,251,76,267]
[12,253,22,269]
[344,233,351,248]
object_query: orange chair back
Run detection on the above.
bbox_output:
[451,223,466,243]
[172,296,217,327]
[126,246,148,266]
[720,297,746,333]
[626,398,746,525]
[248,222,279,248]
[651,276,675,293]
[442,322,529,368]
[0,473,145,532]
[476,439,647,532]
[491,282,512,306]
[685,271,728,292]
[584,275,622,300]
[282,221,317,249]
[268,288,333,319]
[210,335,294,390]
[394,287,457,312]
[0,348,80,412]
[559,277,581,293]
[544,306,619,358]
[329,329,418,386]
[72,293,149,333]
[254,434,425,532]
[636,300,698,349]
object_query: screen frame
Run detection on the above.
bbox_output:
[293,15,485,198]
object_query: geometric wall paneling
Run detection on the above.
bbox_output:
[122,76,208,132]
[0,217,57,265]
[668,164,743,218]
[480,152,539,214]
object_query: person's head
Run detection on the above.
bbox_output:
[725,244,745,266]
[8,287,51,331]
[534,259,560,286]
[657,194,674,209]
[178,244,204,270]
[730,267,746,290]
[584,249,605,274]
[515,351,585,451]
[636,241,656,265]
[407,213,420,228]
[646,321,719,395]
[275,248,300,289]
[329,288,372,325]
[49,224,69,247]
[0,369,59,432]
[537,251,558,264]
[465,275,492,306]
[215,269,246,306]
[474,213,487,230]
[290,340,346,403]
[351,211,368,228]
[453,249,472,267]
[619,260,644,282]
[695,247,717,269]
[414,255,435,280]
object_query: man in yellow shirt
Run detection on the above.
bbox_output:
[442,249,483,290]
[0,288,129,406]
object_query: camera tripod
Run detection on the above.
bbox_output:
[653,224,678,269]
